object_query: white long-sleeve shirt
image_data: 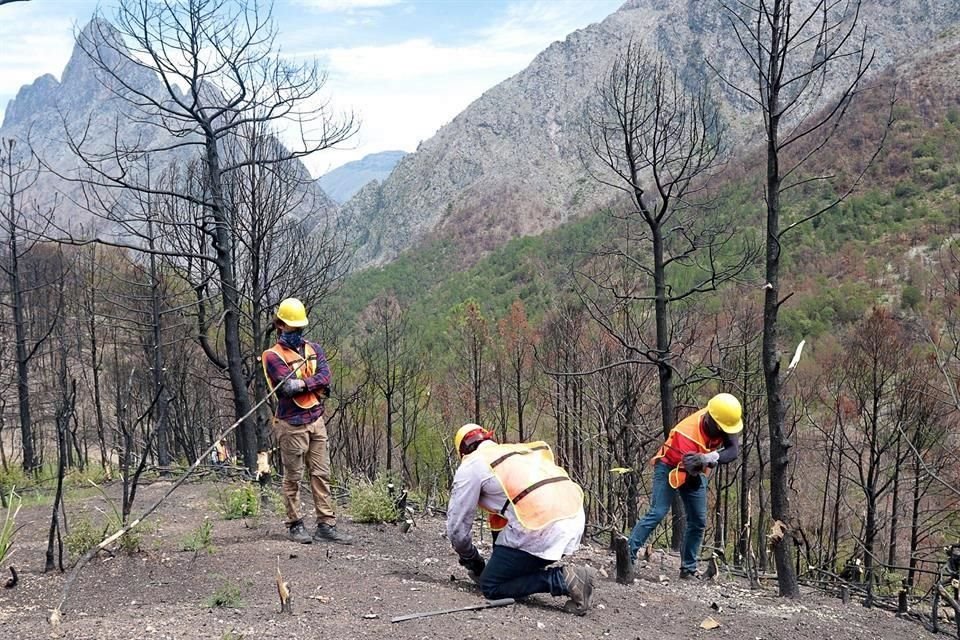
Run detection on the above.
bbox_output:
[446,440,585,561]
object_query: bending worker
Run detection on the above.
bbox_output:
[626,393,742,579]
[262,297,351,545]
[446,424,597,615]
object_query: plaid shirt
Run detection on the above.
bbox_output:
[262,339,331,426]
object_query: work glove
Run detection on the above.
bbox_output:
[316,384,331,399]
[682,453,705,475]
[458,547,486,578]
[279,378,307,397]
[702,451,720,468]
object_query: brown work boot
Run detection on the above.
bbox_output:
[287,520,313,544]
[562,565,596,616]
[314,523,353,545]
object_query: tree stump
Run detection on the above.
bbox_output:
[613,535,634,584]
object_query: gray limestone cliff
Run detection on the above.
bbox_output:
[341,0,960,270]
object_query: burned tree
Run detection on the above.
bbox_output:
[715,0,881,597]
[582,41,751,547]
[0,139,62,472]
[58,0,356,470]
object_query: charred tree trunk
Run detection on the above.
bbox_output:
[4,148,35,473]
[45,379,75,573]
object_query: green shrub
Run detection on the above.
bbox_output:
[67,466,108,488]
[181,519,215,555]
[217,484,260,520]
[106,514,144,554]
[65,518,105,560]
[0,466,30,493]
[348,477,399,524]
[893,181,919,199]
[901,284,922,310]
[205,582,244,608]
[260,488,287,518]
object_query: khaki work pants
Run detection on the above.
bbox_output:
[275,416,335,526]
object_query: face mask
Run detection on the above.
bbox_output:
[279,330,305,350]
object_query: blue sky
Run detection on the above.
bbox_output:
[0,0,623,176]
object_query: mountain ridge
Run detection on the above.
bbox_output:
[341,0,960,270]
[0,18,338,232]
[318,150,407,204]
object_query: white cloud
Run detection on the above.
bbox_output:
[320,38,531,81]
[479,0,611,51]
[295,0,401,11]
[0,5,79,110]
[296,0,620,174]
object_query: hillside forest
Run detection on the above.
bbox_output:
[0,0,959,624]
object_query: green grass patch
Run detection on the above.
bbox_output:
[64,518,106,561]
[216,484,261,520]
[181,518,215,555]
[204,581,244,608]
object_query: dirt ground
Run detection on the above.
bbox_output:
[0,478,932,640]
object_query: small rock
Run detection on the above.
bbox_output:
[536,621,545,629]
[700,616,721,630]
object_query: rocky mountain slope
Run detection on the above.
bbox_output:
[342,0,960,269]
[0,20,336,235]
[318,150,407,204]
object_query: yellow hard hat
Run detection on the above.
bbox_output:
[454,423,493,458]
[707,393,743,434]
[276,298,308,327]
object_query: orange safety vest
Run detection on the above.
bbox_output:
[652,409,725,489]
[262,343,320,410]
[481,508,508,532]
[475,442,583,531]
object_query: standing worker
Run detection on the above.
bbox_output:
[446,424,597,615]
[626,393,742,579]
[262,297,351,545]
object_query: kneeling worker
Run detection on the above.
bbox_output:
[446,424,596,615]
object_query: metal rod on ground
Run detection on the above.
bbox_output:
[391,598,515,623]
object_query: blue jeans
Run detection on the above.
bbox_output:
[627,461,707,573]
[480,545,567,600]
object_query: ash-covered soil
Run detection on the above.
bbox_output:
[0,479,929,639]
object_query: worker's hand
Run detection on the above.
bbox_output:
[682,453,705,475]
[458,547,486,576]
[702,451,720,468]
[316,384,330,399]
[279,378,307,397]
